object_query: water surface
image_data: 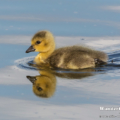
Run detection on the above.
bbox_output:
[0,0,120,120]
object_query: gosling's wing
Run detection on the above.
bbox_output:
[64,52,96,69]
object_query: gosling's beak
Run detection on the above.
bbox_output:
[26,45,35,53]
[26,76,37,84]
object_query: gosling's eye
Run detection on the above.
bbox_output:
[37,87,43,91]
[36,41,41,44]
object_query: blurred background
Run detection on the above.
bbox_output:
[0,0,120,36]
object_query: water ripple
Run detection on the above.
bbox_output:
[15,50,120,73]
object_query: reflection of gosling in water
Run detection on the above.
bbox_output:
[26,30,108,69]
[27,71,56,98]
[27,69,95,98]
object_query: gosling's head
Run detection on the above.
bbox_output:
[26,31,55,53]
[27,75,56,98]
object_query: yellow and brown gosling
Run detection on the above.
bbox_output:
[26,30,108,69]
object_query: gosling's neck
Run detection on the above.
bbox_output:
[34,44,55,64]
[39,48,54,60]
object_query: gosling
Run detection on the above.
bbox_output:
[26,31,108,69]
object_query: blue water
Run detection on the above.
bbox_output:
[0,0,120,36]
[0,0,120,120]
[0,44,36,68]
